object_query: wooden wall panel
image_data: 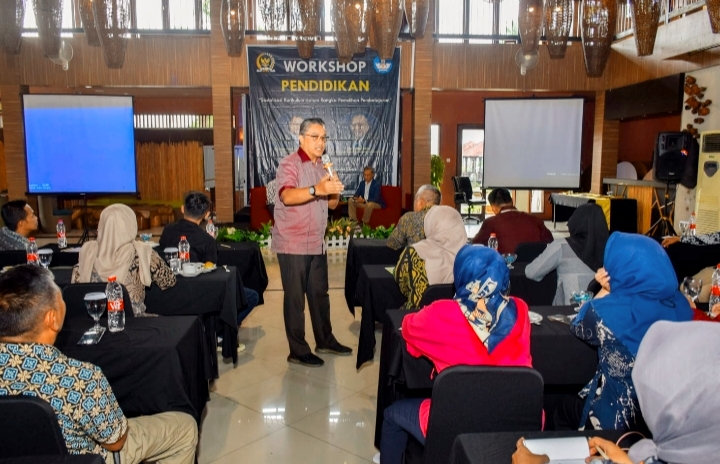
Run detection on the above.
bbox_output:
[0,85,27,199]
[0,140,6,192]
[412,2,435,194]
[591,92,619,194]
[136,142,204,201]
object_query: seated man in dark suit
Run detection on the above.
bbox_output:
[471,188,553,254]
[0,265,198,463]
[348,166,386,225]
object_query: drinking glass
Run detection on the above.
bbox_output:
[84,292,107,335]
[571,290,594,312]
[503,253,517,269]
[679,221,689,238]
[140,233,152,242]
[170,258,181,275]
[682,277,702,303]
[38,249,53,269]
[164,247,179,263]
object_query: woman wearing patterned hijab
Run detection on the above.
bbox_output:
[379,245,533,464]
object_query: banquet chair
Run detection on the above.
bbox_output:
[62,283,134,320]
[452,177,486,224]
[0,250,26,268]
[0,395,111,463]
[417,284,456,309]
[514,242,549,262]
[419,365,544,464]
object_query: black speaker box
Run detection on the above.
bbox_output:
[654,132,694,182]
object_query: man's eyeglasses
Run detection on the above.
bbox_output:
[303,134,329,142]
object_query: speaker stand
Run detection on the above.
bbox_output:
[77,194,95,245]
[646,181,676,238]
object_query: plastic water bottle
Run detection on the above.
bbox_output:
[56,220,67,249]
[179,236,190,263]
[26,238,39,266]
[488,233,499,251]
[689,211,697,236]
[709,265,720,311]
[206,219,216,238]
[106,276,125,332]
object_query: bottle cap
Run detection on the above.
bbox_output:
[58,219,64,223]
[180,236,187,240]
[490,233,497,237]
[108,276,117,282]
[29,237,35,241]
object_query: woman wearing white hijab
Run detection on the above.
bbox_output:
[394,205,467,309]
[72,204,176,316]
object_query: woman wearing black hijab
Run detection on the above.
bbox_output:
[525,204,609,305]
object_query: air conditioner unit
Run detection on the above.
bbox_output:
[695,131,720,234]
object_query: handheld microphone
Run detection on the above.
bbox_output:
[321,154,334,177]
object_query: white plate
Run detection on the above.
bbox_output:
[528,311,543,325]
[178,269,201,278]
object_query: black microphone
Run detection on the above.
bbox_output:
[321,154,334,177]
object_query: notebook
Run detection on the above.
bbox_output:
[523,437,590,464]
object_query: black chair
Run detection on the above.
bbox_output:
[514,242,549,262]
[452,177,486,224]
[417,284,456,309]
[421,365,544,464]
[62,283,134,320]
[0,250,27,268]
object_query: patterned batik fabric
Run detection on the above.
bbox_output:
[386,207,431,250]
[0,227,30,251]
[681,231,720,245]
[394,246,429,310]
[571,306,639,432]
[0,343,127,458]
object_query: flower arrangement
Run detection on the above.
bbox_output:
[325,218,357,239]
[216,221,273,248]
[356,223,396,239]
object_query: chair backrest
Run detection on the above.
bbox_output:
[0,395,68,458]
[514,242,549,262]
[422,365,544,464]
[249,186,273,231]
[62,283,134,320]
[452,177,475,204]
[417,284,456,309]
[0,250,27,268]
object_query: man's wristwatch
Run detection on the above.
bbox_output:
[309,186,316,197]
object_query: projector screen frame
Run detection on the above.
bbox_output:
[22,93,139,196]
[482,96,585,190]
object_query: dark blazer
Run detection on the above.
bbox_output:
[159,218,218,263]
[353,179,386,208]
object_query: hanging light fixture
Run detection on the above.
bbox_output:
[630,0,661,56]
[33,0,63,59]
[258,0,288,38]
[347,0,371,53]
[581,0,617,78]
[331,0,355,63]
[79,0,101,47]
[706,0,720,33]
[369,0,404,62]
[518,0,544,54]
[93,0,131,69]
[0,0,26,54]
[220,0,247,57]
[291,0,322,59]
[403,0,430,39]
[544,0,572,59]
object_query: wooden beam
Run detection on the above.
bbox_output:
[591,91,619,194]
[412,0,435,193]
[0,85,28,200]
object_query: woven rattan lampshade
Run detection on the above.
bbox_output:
[79,0,101,47]
[331,0,355,63]
[544,0,572,59]
[581,0,617,78]
[259,0,288,38]
[630,0,661,56]
[93,0,131,69]
[519,0,544,53]
[0,0,25,54]
[370,0,404,62]
[403,0,429,38]
[348,0,371,53]
[706,0,720,32]
[220,0,247,57]
[33,0,63,59]
[291,0,322,58]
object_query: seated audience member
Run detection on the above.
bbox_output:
[73,204,176,316]
[471,188,553,253]
[513,320,720,464]
[556,233,692,433]
[387,184,441,250]
[525,204,608,305]
[662,230,720,303]
[0,200,38,251]
[379,245,533,464]
[394,205,467,309]
[0,265,198,463]
[348,166,386,225]
[159,192,259,333]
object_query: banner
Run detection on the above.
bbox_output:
[247,45,401,193]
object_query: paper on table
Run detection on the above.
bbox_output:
[61,247,82,252]
[523,437,590,464]
[385,266,394,275]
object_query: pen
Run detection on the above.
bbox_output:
[595,445,610,460]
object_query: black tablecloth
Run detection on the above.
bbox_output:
[52,267,244,378]
[449,430,624,464]
[216,242,269,304]
[55,316,209,423]
[663,241,720,283]
[356,264,406,369]
[374,306,598,447]
[344,238,403,315]
[2,457,105,464]
[550,193,637,233]
[510,263,556,306]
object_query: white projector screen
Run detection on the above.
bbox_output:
[484,98,584,189]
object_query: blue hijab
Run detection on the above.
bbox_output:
[454,245,518,353]
[577,233,692,356]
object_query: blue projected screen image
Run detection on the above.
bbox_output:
[23,95,137,194]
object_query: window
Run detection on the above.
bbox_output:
[498,0,520,35]
[431,124,440,156]
[437,0,464,43]
[23,0,75,32]
[169,0,198,30]
[136,0,164,30]
[467,0,493,43]
[134,114,213,129]
[459,126,484,192]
